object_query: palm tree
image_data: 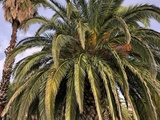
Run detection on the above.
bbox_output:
[1,0,160,119]
[0,0,42,118]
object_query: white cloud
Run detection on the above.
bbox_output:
[15,47,42,62]
[0,39,9,55]
[150,19,160,32]
[123,0,160,6]
[18,32,33,38]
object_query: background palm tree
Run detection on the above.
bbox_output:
[0,0,43,118]
[1,0,160,119]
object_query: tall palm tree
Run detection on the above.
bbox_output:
[1,0,160,119]
[0,0,42,118]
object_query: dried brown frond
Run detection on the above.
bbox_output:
[3,0,35,23]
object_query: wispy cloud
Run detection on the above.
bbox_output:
[15,47,42,62]
[123,0,160,6]
[17,31,34,42]
[0,39,9,55]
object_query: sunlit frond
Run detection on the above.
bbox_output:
[74,53,86,113]
[87,65,103,120]
[1,67,50,117]
[65,70,77,120]
[45,59,73,120]
[99,61,119,120]
[52,34,75,68]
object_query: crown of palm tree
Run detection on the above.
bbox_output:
[1,0,160,120]
[2,0,36,24]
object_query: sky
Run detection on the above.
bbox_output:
[0,0,160,80]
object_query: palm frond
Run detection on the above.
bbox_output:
[135,28,160,49]
[73,0,88,21]
[16,68,50,120]
[99,61,119,120]
[132,36,157,79]
[13,51,51,82]
[45,59,73,120]
[1,67,50,117]
[124,59,158,120]
[65,70,77,120]
[119,4,160,24]
[74,53,86,113]
[77,21,89,49]
[21,16,50,31]
[52,34,75,68]
[97,0,123,27]
[87,65,103,120]
[38,77,47,120]
[109,47,140,120]
[115,16,131,44]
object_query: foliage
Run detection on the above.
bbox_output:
[1,0,160,120]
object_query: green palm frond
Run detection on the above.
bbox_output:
[132,36,157,79]
[124,59,159,120]
[77,21,89,49]
[119,4,160,24]
[1,67,50,117]
[109,48,140,120]
[52,34,76,68]
[16,68,50,120]
[7,36,50,64]
[115,16,131,44]
[35,24,55,36]
[74,53,86,113]
[65,70,77,120]
[36,19,72,36]
[45,59,73,120]
[50,0,66,14]
[87,64,103,120]
[38,76,47,120]
[99,61,120,120]
[13,51,51,82]
[97,0,123,26]
[21,16,50,31]
[66,0,77,20]
[16,36,51,47]
[50,0,71,24]
[135,28,160,49]
[73,0,88,21]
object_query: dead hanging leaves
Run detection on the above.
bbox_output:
[79,28,132,57]
[3,0,35,23]
[112,44,132,52]
[111,43,132,57]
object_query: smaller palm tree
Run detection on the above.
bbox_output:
[0,0,46,118]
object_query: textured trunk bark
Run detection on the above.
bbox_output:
[80,80,110,120]
[55,79,110,120]
[0,20,19,119]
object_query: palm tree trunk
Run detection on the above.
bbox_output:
[0,20,19,119]
[80,80,110,120]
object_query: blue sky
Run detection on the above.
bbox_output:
[0,0,160,79]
